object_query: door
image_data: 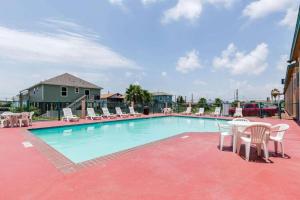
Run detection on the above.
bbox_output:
[85,90,90,100]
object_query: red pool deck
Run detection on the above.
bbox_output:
[1,115,300,200]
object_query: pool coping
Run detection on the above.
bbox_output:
[24,115,229,174]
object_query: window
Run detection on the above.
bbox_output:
[61,87,68,97]
[75,88,79,94]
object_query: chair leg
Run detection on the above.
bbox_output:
[245,143,251,161]
[256,144,261,156]
[274,141,278,154]
[263,142,269,161]
[280,142,285,158]
[220,135,224,151]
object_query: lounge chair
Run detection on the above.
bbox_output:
[233,107,243,117]
[86,108,102,120]
[62,108,80,122]
[212,107,221,116]
[0,115,9,128]
[270,124,289,157]
[18,112,30,127]
[195,107,204,116]
[163,108,172,114]
[237,124,271,161]
[129,107,142,117]
[29,112,34,126]
[115,107,129,118]
[217,122,233,151]
[181,107,192,115]
[102,107,117,118]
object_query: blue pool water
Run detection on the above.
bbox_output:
[30,116,227,163]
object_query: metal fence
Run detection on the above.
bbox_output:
[0,99,285,120]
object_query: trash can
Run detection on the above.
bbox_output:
[143,106,149,115]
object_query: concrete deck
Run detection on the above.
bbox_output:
[1,115,300,200]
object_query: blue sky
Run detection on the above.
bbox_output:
[0,0,299,101]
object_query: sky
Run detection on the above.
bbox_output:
[0,0,299,101]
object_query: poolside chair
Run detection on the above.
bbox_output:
[217,122,233,151]
[181,107,192,115]
[163,108,172,114]
[18,112,30,127]
[270,124,289,157]
[129,107,142,117]
[0,115,9,128]
[233,108,243,117]
[115,107,129,118]
[29,112,34,126]
[86,108,102,120]
[102,107,117,118]
[237,124,271,161]
[62,108,80,122]
[212,107,221,116]
[195,107,204,116]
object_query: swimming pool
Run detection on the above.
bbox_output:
[30,116,227,163]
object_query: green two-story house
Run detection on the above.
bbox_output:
[20,73,102,112]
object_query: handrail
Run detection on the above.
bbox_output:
[67,95,86,109]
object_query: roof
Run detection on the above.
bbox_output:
[290,6,300,61]
[27,73,102,90]
[152,92,172,96]
[100,93,124,99]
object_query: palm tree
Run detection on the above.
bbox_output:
[197,97,209,110]
[214,98,223,107]
[125,84,152,105]
[271,88,281,102]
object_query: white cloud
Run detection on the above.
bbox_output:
[176,50,202,74]
[276,54,289,71]
[109,0,124,6]
[161,71,167,76]
[213,43,269,75]
[162,0,235,23]
[243,0,298,28]
[279,6,298,28]
[0,22,138,70]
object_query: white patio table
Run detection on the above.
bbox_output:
[227,121,272,153]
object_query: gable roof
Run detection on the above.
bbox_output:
[152,92,172,96]
[28,73,102,90]
[101,93,124,99]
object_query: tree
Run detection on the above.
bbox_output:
[176,96,185,104]
[125,84,152,104]
[214,98,222,107]
[197,97,209,110]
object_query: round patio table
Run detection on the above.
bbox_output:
[227,121,272,153]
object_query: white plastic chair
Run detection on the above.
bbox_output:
[217,122,233,151]
[182,107,192,115]
[86,108,102,120]
[195,108,204,116]
[62,108,79,122]
[115,107,129,118]
[129,107,142,116]
[237,124,271,161]
[234,108,243,117]
[213,107,221,116]
[18,112,30,127]
[102,107,117,118]
[29,112,34,126]
[270,124,289,157]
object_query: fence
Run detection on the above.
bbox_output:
[0,99,284,120]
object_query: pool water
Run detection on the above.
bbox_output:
[30,116,227,163]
